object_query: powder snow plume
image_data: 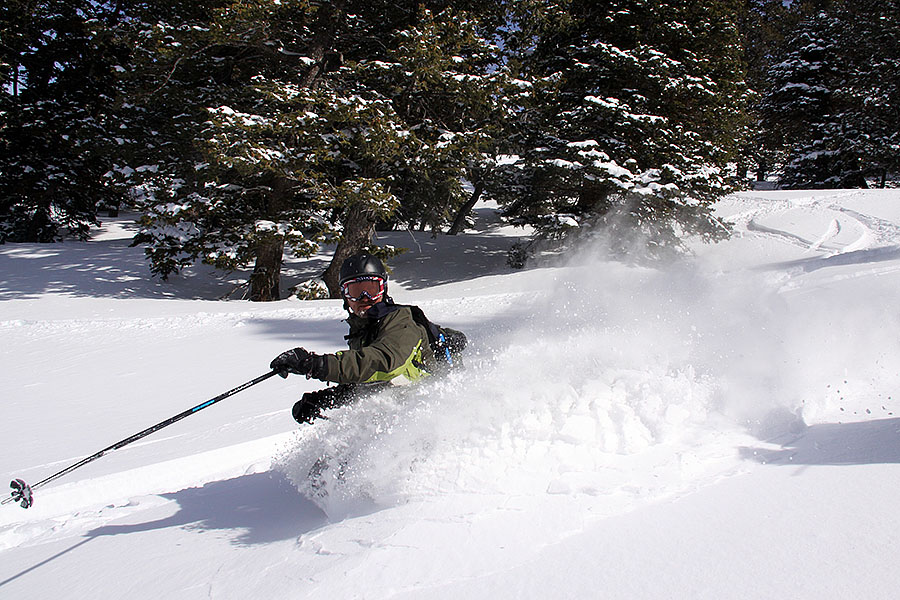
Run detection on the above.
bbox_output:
[272,239,900,518]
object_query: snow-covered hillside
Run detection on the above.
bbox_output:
[2,190,899,599]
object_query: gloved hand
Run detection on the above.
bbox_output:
[270,347,327,380]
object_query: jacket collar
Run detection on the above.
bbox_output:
[364,298,400,319]
[346,298,400,326]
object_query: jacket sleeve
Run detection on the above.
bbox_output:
[321,309,430,384]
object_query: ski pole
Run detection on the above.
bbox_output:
[3,370,279,509]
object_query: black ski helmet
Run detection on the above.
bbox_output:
[339,252,387,285]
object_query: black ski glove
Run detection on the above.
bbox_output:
[270,347,328,380]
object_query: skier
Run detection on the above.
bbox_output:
[270,252,464,424]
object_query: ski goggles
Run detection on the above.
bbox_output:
[341,276,386,302]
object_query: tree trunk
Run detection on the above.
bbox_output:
[245,3,346,301]
[448,180,485,235]
[322,204,377,298]
[249,235,285,302]
[298,0,347,89]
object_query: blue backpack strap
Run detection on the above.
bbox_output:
[400,305,454,365]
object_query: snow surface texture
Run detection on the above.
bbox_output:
[1,190,899,599]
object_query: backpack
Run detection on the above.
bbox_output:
[404,305,468,369]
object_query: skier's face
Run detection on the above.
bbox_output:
[342,276,385,316]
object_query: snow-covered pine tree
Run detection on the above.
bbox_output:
[739,0,808,182]
[494,0,749,262]
[833,0,900,187]
[356,6,511,236]
[108,0,229,228]
[0,1,131,242]
[758,10,853,188]
[758,0,899,188]
[133,0,507,300]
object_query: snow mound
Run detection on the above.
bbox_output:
[275,259,814,517]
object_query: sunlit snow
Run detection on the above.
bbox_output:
[2,190,900,599]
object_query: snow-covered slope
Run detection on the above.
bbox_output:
[1,190,899,599]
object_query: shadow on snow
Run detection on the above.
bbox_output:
[0,239,242,301]
[0,226,529,301]
[758,244,900,275]
[0,471,328,589]
[741,416,900,466]
[86,471,327,546]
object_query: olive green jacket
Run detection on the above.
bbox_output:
[322,305,434,384]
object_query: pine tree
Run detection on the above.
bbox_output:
[356,6,511,236]
[0,1,131,242]
[495,0,749,261]
[757,0,900,188]
[132,0,507,300]
[757,9,850,187]
[834,0,900,186]
[739,0,797,181]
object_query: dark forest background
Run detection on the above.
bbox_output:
[2,1,897,299]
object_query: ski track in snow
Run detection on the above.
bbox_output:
[2,191,900,598]
[731,189,900,254]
